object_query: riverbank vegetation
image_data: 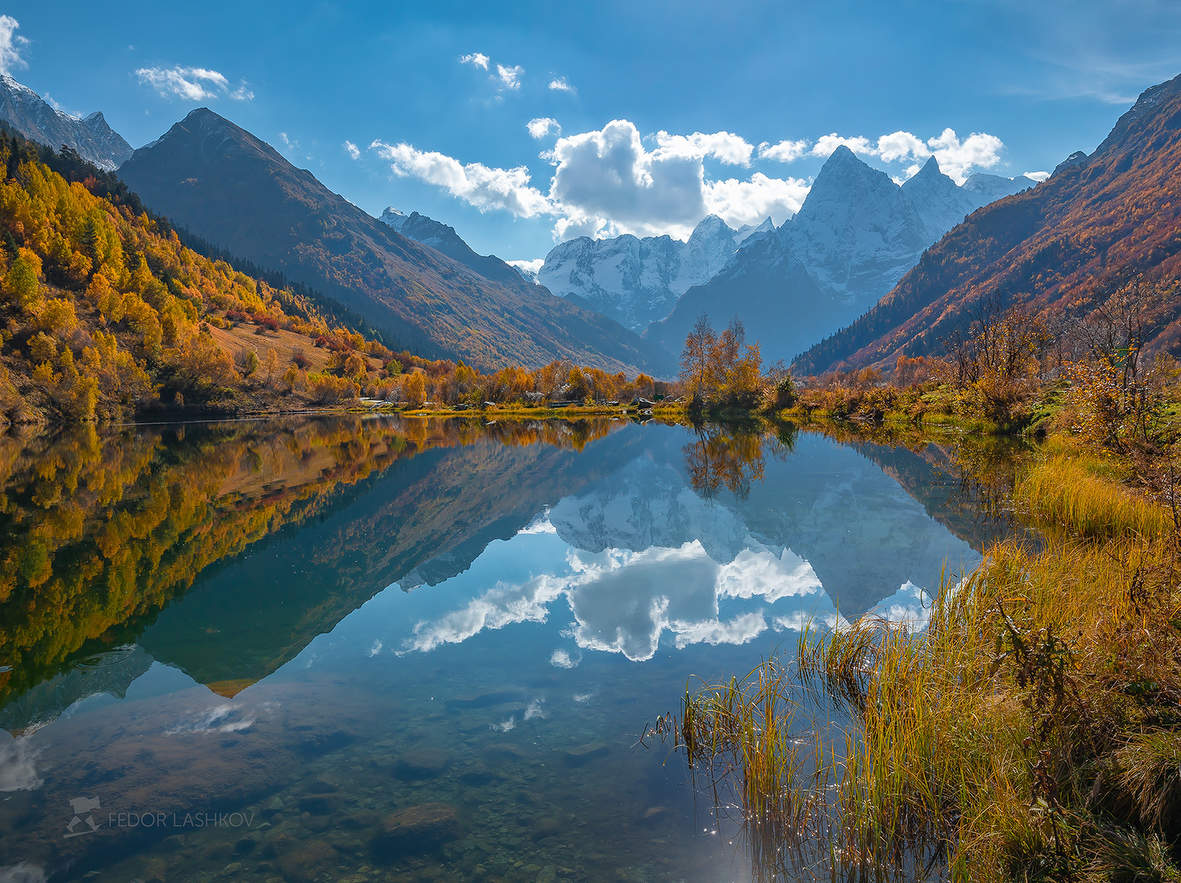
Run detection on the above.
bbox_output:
[654,298,1181,880]
[777,285,1181,440]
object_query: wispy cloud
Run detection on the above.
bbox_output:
[459,52,524,95]
[459,51,489,70]
[548,76,574,93]
[136,65,253,102]
[370,139,552,217]
[496,63,523,91]
[1000,54,1175,105]
[0,14,28,77]
[343,140,360,160]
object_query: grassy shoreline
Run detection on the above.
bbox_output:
[656,431,1181,881]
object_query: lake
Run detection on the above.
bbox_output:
[0,416,1022,881]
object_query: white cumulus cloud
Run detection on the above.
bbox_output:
[377,119,806,240]
[925,128,1004,183]
[809,127,1004,184]
[527,117,561,139]
[370,139,552,217]
[548,76,574,93]
[508,257,544,276]
[136,65,253,102]
[704,173,809,229]
[874,130,929,163]
[548,119,708,235]
[372,117,1008,239]
[758,138,809,163]
[343,140,360,160]
[0,14,29,76]
[653,130,754,166]
[1024,170,1050,182]
[811,133,876,157]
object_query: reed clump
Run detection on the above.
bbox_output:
[1015,445,1172,541]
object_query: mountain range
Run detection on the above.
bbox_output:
[0,74,131,169]
[1,67,1177,381]
[646,149,1036,364]
[118,108,660,373]
[794,72,1181,374]
[536,215,773,331]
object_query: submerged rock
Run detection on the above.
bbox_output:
[298,793,338,815]
[531,816,562,841]
[393,746,451,780]
[370,802,460,861]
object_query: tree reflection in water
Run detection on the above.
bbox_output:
[684,421,796,498]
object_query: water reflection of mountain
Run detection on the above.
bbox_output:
[0,645,152,733]
[0,417,632,725]
[137,425,643,693]
[0,418,1018,730]
[551,426,1003,618]
[849,438,1028,555]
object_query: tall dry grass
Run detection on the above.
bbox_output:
[656,436,1181,881]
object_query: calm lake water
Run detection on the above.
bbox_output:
[0,416,1020,882]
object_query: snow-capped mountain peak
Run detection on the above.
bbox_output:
[784,146,927,303]
[537,214,746,331]
[901,155,983,241]
[0,75,132,170]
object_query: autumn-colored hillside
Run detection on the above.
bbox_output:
[0,129,407,425]
[794,73,1181,376]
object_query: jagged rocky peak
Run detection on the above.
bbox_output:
[737,217,775,241]
[909,155,946,182]
[0,74,132,170]
[785,145,927,303]
[380,206,408,231]
[961,171,1038,204]
[687,213,729,239]
[794,145,917,233]
[901,156,983,241]
[375,205,537,292]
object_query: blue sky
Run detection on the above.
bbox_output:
[3,0,1179,264]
